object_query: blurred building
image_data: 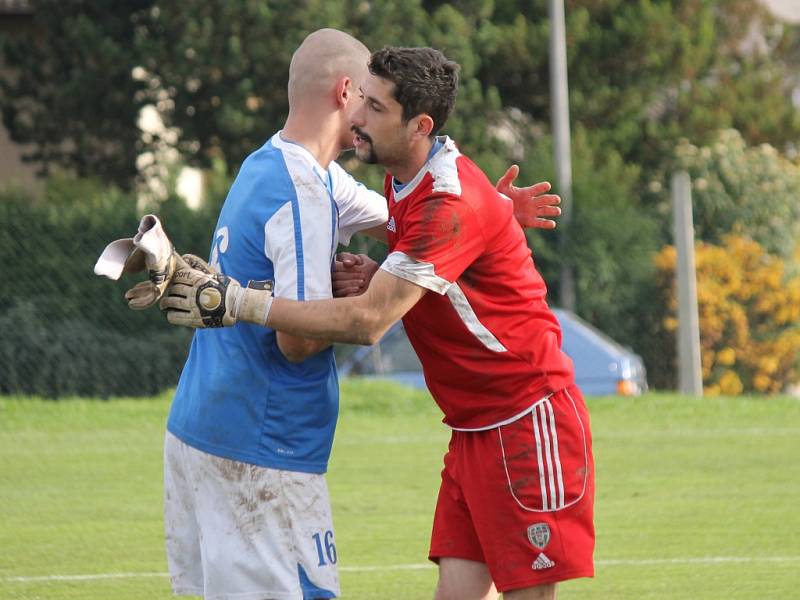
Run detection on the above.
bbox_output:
[762,0,800,23]
[0,0,37,190]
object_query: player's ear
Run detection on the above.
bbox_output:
[334,76,352,109]
[410,114,434,140]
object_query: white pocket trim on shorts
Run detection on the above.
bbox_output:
[498,389,588,513]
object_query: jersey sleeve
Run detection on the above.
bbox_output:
[381,193,486,295]
[329,161,388,245]
[263,201,333,301]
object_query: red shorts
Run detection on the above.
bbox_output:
[429,385,595,592]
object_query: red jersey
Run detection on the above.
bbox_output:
[380,137,574,429]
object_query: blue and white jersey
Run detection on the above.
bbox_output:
[167,132,388,473]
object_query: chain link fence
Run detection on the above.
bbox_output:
[0,179,395,399]
[0,183,211,398]
[1,178,667,398]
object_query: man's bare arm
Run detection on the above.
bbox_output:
[161,258,424,343]
[277,253,381,360]
[276,333,330,363]
[267,269,425,345]
[359,224,388,243]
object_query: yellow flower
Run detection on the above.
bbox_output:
[719,371,744,396]
[656,236,800,395]
[758,356,779,375]
[716,348,736,366]
[753,374,772,392]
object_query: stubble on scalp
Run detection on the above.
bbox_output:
[288,29,370,108]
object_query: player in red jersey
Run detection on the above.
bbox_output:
[162,46,594,600]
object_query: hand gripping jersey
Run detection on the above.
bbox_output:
[380,137,574,430]
[168,133,387,473]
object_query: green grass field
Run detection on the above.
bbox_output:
[1,381,799,599]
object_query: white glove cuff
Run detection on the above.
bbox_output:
[233,286,274,327]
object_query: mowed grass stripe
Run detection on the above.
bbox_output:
[1,387,798,600]
[5,554,800,583]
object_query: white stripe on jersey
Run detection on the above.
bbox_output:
[264,203,301,300]
[379,252,506,352]
[380,251,452,295]
[264,147,336,301]
[429,138,462,195]
[328,161,388,246]
[445,283,507,352]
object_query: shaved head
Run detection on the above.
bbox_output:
[288,29,370,107]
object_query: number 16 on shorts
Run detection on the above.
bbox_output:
[313,530,337,566]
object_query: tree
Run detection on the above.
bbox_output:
[521,126,659,351]
[673,129,800,259]
[135,0,343,172]
[0,0,155,189]
[476,0,800,180]
[139,0,509,182]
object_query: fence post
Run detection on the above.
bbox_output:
[671,171,703,396]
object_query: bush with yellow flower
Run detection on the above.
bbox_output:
[656,236,800,395]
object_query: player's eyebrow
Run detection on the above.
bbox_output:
[359,86,387,110]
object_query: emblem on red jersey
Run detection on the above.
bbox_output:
[527,523,551,549]
[387,216,397,233]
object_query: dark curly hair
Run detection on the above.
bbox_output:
[368,46,460,137]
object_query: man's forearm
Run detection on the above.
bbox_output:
[360,224,388,243]
[266,269,427,346]
[161,262,426,340]
[267,296,385,346]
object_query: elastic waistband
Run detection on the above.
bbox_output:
[447,393,554,432]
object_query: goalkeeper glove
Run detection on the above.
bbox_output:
[95,214,179,309]
[124,253,215,310]
[159,265,274,329]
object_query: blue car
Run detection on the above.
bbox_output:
[337,309,647,396]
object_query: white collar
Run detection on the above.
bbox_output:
[393,136,457,202]
[271,131,329,181]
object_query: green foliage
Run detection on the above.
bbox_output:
[137,0,319,170]
[3,0,800,394]
[0,302,191,397]
[0,177,221,397]
[0,0,155,189]
[674,129,800,259]
[476,0,800,180]
[137,0,512,181]
[4,1,799,192]
[522,127,658,351]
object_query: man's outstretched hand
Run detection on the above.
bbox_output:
[496,165,561,230]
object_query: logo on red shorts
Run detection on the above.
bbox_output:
[527,523,551,549]
[532,553,556,570]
